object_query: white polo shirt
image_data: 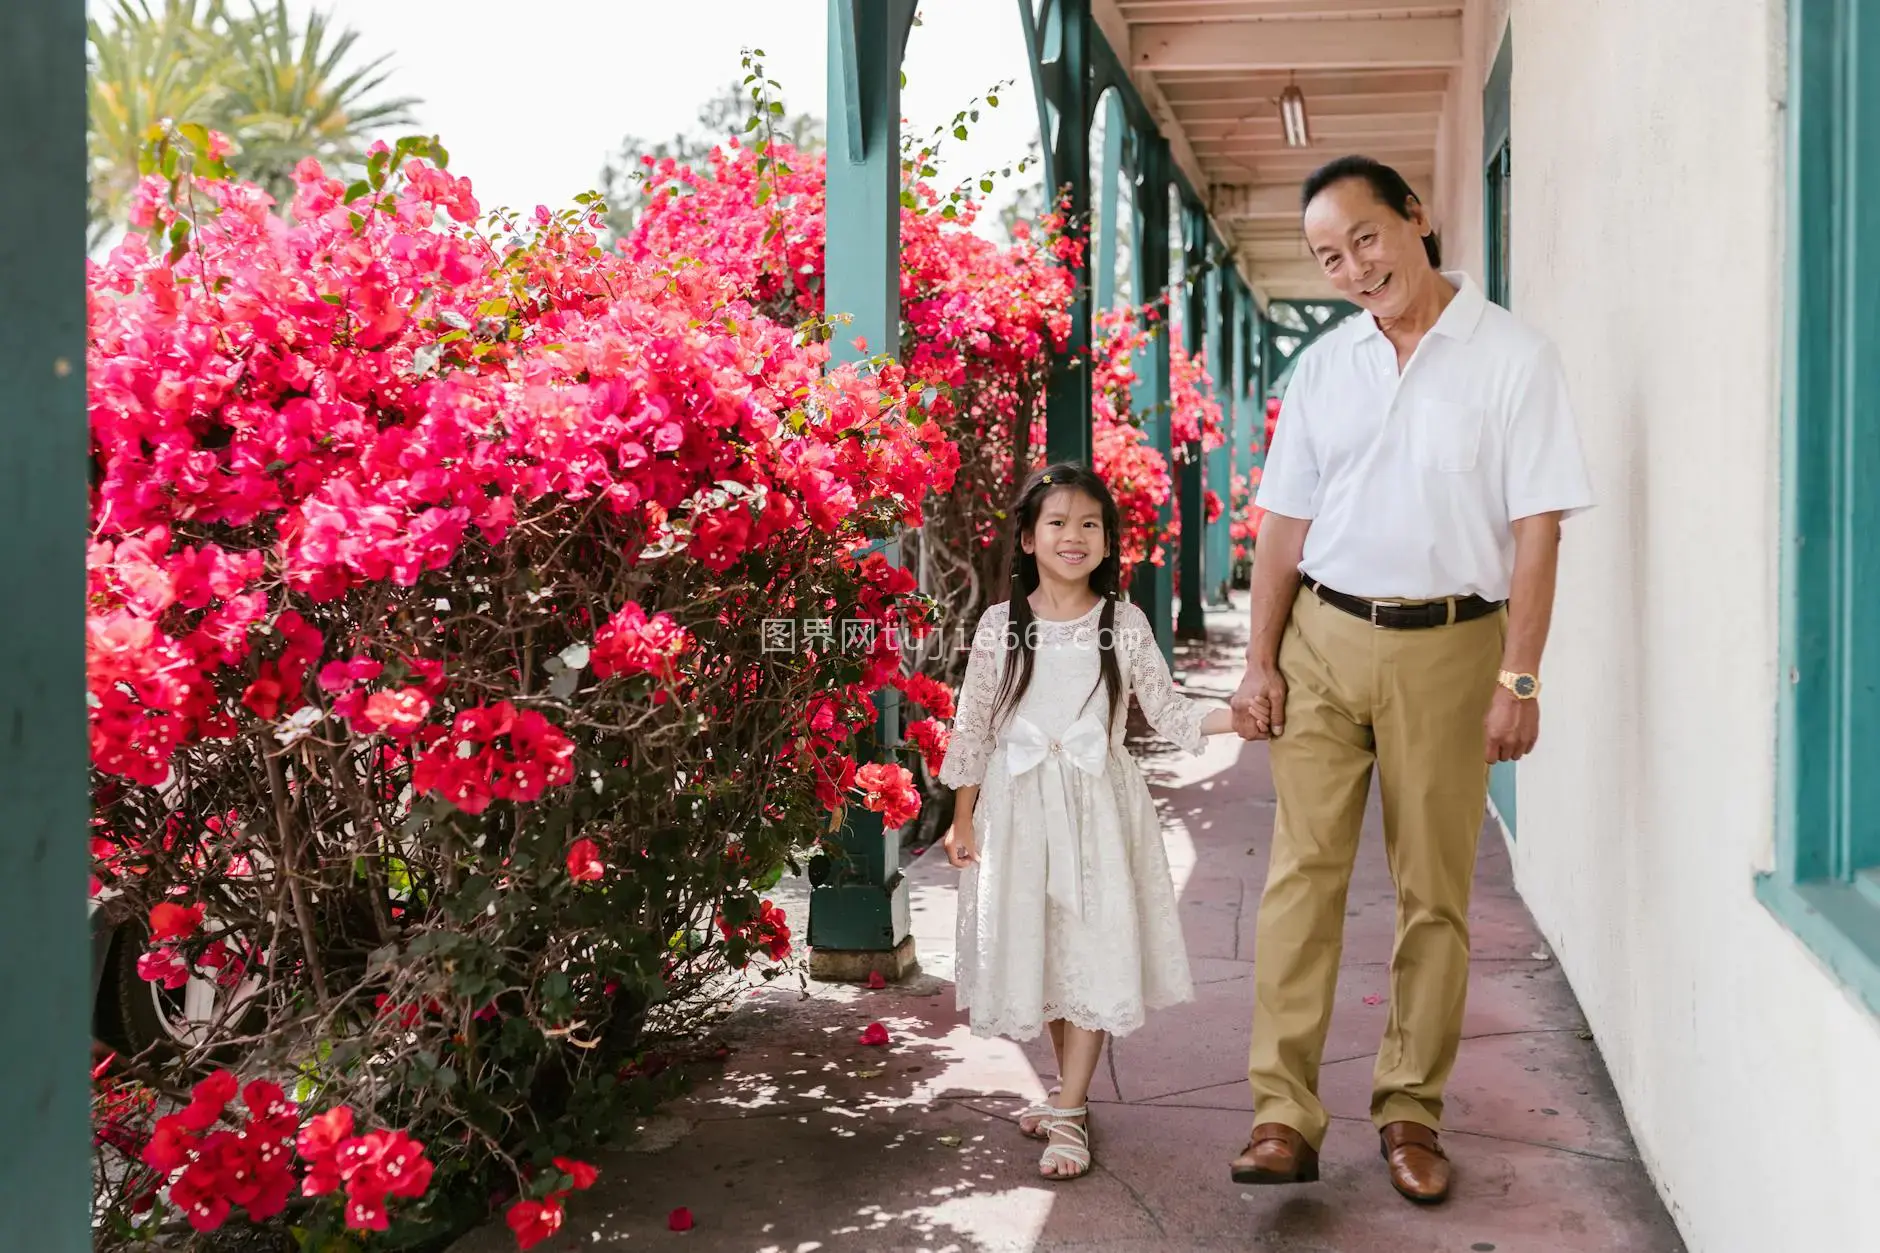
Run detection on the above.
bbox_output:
[1254,273,1594,602]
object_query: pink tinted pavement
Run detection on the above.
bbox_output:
[451,599,1685,1253]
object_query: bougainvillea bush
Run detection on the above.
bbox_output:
[87,133,947,1249]
[626,141,1232,831]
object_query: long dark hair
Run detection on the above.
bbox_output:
[990,462,1126,732]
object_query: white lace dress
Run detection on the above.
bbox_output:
[937,598,1205,1041]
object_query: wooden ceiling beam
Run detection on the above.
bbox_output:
[1133,17,1463,74]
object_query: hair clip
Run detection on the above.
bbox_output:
[1041,472,1054,484]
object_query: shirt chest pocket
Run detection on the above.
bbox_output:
[1409,400,1486,473]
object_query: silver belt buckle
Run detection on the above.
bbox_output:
[1369,598,1398,627]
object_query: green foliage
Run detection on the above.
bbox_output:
[87,0,420,247]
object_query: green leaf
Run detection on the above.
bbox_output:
[900,70,907,88]
[745,116,761,133]
[988,94,1000,107]
[754,185,773,207]
[320,293,344,306]
[953,125,969,141]
[367,148,390,188]
[980,179,995,194]
[177,122,210,153]
[899,189,918,210]
[941,204,958,219]
[344,180,372,205]
[769,101,785,115]
[348,211,367,234]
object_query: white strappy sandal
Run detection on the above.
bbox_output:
[1017,1086,1063,1140]
[1036,1105,1092,1181]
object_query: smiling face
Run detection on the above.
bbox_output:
[1302,175,1438,318]
[1022,486,1109,585]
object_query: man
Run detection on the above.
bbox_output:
[1226,156,1593,1204]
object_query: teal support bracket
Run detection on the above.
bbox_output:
[0,2,89,1248]
[1038,0,1094,466]
[809,0,919,982]
[1203,264,1233,607]
[1177,200,1208,641]
[1130,136,1175,666]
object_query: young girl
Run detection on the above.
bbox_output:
[937,462,1242,1182]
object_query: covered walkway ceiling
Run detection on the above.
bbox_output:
[1095,0,1462,301]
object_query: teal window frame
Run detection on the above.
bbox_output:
[1756,0,1880,1018]
[1483,23,1517,834]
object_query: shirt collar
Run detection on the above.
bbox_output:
[1353,271,1487,343]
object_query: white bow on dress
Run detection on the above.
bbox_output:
[1005,712,1109,918]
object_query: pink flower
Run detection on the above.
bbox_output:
[360,687,432,737]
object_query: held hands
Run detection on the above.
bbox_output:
[1228,665,1288,740]
[1484,687,1540,763]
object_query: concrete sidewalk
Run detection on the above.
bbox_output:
[453,600,1685,1253]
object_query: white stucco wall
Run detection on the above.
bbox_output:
[1494,1,1880,1250]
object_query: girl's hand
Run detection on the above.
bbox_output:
[943,822,978,869]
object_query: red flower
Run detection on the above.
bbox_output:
[902,718,950,775]
[855,761,921,829]
[148,900,206,942]
[241,676,283,720]
[668,1205,696,1232]
[360,687,432,737]
[894,673,955,721]
[142,1113,199,1172]
[565,838,605,882]
[345,1189,390,1232]
[507,1195,566,1249]
[552,1157,599,1190]
[591,602,691,681]
[859,1021,890,1047]
[170,1159,232,1232]
[867,971,887,990]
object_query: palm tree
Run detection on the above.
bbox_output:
[86,0,421,244]
[87,0,226,245]
[213,0,421,207]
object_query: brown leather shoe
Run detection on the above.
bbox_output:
[1229,1122,1320,1184]
[1379,1121,1451,1203]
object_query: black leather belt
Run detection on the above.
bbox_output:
[1302,575,1503,630]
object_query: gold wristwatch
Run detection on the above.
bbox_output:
[1498,670,1541,700]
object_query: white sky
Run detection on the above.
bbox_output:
[283,0,1043,236]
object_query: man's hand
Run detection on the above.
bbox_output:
[942,822,979,869]
[1230,665,1289,740]
[1484,689,1540,763]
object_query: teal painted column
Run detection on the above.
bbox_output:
[808,0,918,981]
[1228,289,1253,584]
[1203,265,1232,606]
[1131,136,1175,666]
[1176,201,1208,640]
[0,2,89,1248]
[1093,91,1124,314]
[1042,0,1093,466]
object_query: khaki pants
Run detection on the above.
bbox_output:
[1247,586,1504,1148]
